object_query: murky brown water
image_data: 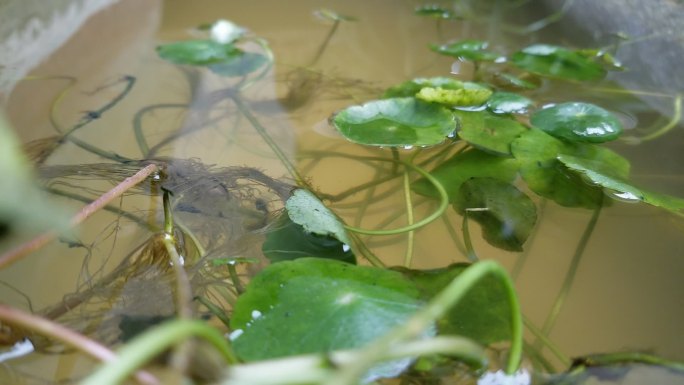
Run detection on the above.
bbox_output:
[1,0,684,383]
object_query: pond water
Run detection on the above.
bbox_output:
[1,0,684,384]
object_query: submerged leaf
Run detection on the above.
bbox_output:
[511,128,630,208]
[416,85,492,107]
[209,51,268,77]
[157,40,240,66]
[431,39,499,61]
[332,97,456,147]
[395,263,512,345]
[486,92,534,114]
[531,102,623,143]
[415,5,457,19]
[383,77,464,98]
[412,149,519,201]
[454,178,537,252]
[231,258,425,379]
[285,189,351,245]
[510,44,606,81]
[262,212,355,264]
[455,110,527,155]
[558,155,684,213]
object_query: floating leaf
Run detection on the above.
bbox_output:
[412,149,519,201]
[157,40,240,66]
[209,51,268,77]
[430,40,499,61]
[531,102,623,143]
[383,77,464,98]
[558,154,684,213]
[511,128,630,208]
[454,178,537,252]
[231,258,425,379]
[285,189,350,245]
[415,5,456,19]
[455,110,527,155]
[262,212,355,264]
[510,44,606,81]
[394,263,511,345]
[332,97,456,147]
[416,85,492,107]
[486,92,534,114]
[493,72,541,90]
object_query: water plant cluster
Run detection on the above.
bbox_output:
[1,4,683,385]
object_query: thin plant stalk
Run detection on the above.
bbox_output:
[80,319,238,385]
[523,316,570,367]
[0,304,159,385]
[626,93,682,143]
[537,198,603,347]
[402,170,416,267]
[461,209,480,263]
[0,164,158,270]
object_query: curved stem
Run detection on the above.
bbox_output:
[461,210,479,263]
[0,304,158,385]
[133,103,188,157]
[80,319,237,385]
[344,160,449,235]
[625,93,682,143]
[402,170,415,267]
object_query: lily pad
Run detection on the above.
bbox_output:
[510,44,606,81]
[511,128,630,208]
[416,85,492,107]
[285,189,351,245]
[332,97,456,147]
[454,178,537,252]
[415,5,457,19]
[412,149,520,201]
[531,102,623,143]
[383,77,464,98]
[455,110,527,155]
[262,212,355,264]
[230,258,425,379]
[558,154,684,214]
[486,92,534,114]
[209,51,268,77]
[157,40,240,66]
[430,40,499,61]
[394,263,512,345]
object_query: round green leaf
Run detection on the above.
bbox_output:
[454,178,537,252]
[486,92,534,114]
[511,128,630,208]
[332,97,456,147]
[510,44,606,81]
[156,40,239,66]
[416,85,492,107]
[455,110,527,155]
[558,154,684,214]
[286,189,350,245]
[531,102,623,143]
[430,40,499,61]
[412,149,520,201]
[230,258,425,379]
[395,263,512,344]
[383,77,464,98]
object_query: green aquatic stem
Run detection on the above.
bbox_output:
[461,209,479,263]
[80,319,238,385]
[133,103,188,157]
[229,93,305,186]
[538,198,602,347]
[344,160,449,236]
[325,260,523,385]
[195,296,232,328]
[523,316,570,367]
[402,170,416,267]
[237,37,275,92]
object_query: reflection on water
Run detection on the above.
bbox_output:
[1,0,684,383]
